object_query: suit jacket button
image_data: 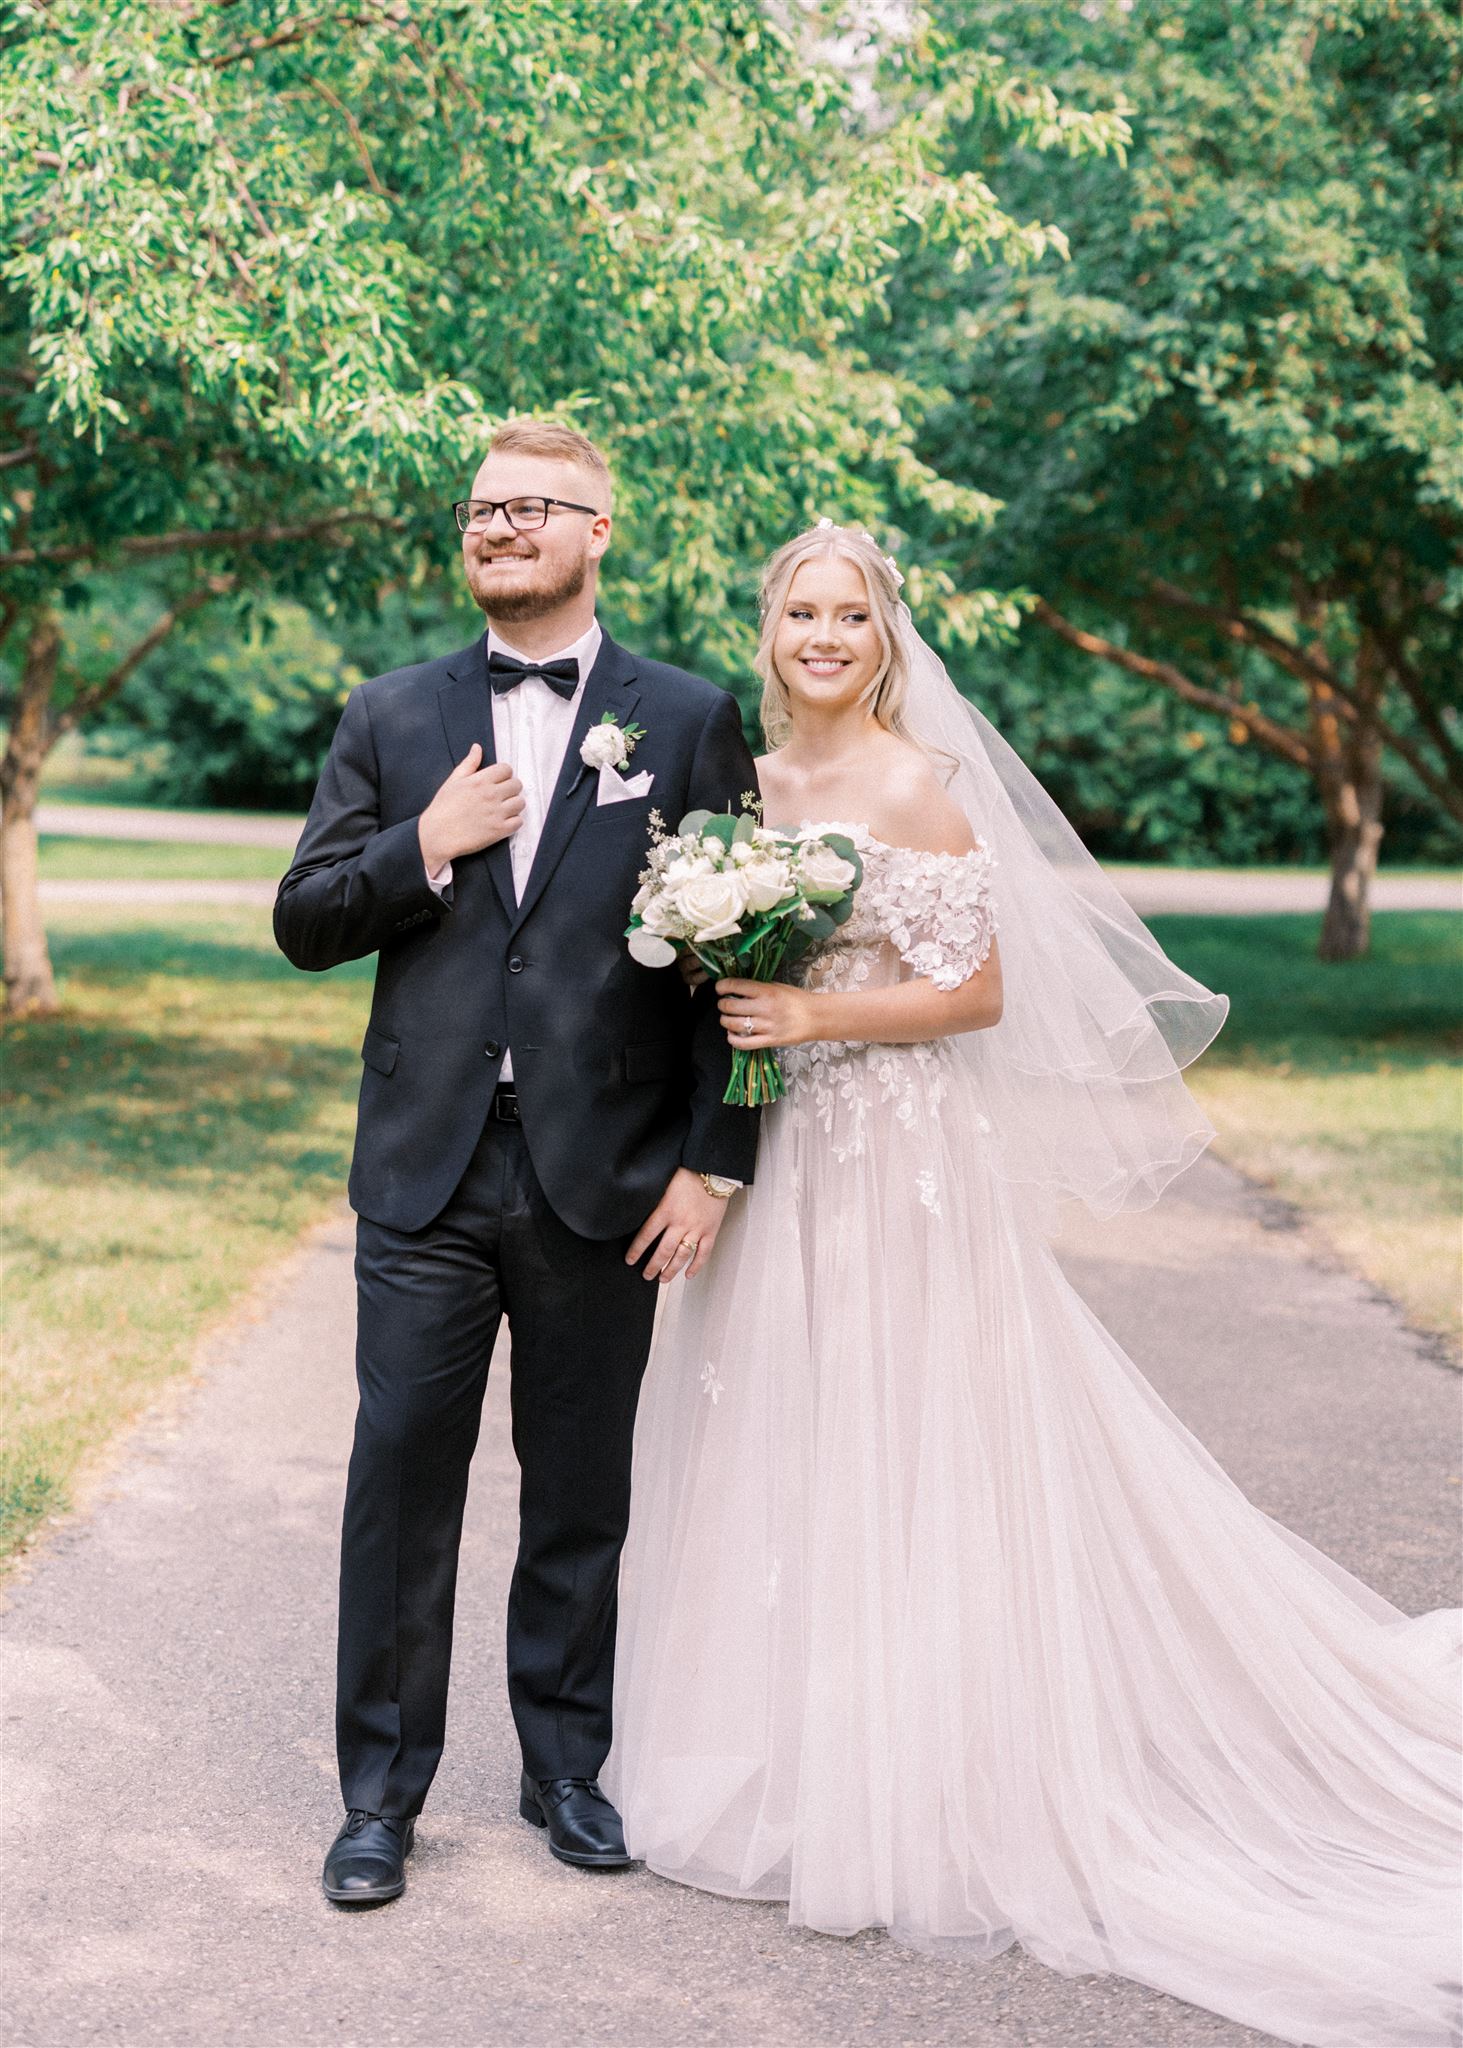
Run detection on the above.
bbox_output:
[485,1041,500,1059]
[508,956,524,974]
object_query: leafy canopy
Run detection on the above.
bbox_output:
[1,0,1126,682]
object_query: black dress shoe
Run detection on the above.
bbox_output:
[519,1772,633,1869]
[322,1809,415,1904]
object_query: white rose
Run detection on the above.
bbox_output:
[638,892,681,936]
[739,855,794,913]
[663,851,716,887]
[797,840,857,900]
[580,722,630,771]
[671,869,747,943]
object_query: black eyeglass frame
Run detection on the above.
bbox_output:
[452,495,600,533]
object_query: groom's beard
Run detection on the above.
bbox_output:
[465,543,589,625]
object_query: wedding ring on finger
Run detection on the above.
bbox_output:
[679,1237,699,1257]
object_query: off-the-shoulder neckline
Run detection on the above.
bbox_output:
[792,819,990,861]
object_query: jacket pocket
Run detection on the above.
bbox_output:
[623,1039,678,1084]
[361,1025,400,1076]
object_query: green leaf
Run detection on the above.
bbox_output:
[796,905,837,944]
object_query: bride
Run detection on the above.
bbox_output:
[604,523,1461,2048]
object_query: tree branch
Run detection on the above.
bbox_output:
[209,9,382,68]
[53,576,237,739]
[307,76,391,197]
[1140,575,1463,823]
[0,509,405,569]
[1030,600,1314,770]
[1142,577,1333,692]
[1369,618,1463,784]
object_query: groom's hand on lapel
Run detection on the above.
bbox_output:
[627,1168,732,1284]
[418,743,525,873]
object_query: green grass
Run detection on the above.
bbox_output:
[38,836,289,882]
[1151,911,1462,1354]
[2,903,1457,1565]
[1,905,370,1561]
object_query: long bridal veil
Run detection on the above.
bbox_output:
[900,610,1229,1223]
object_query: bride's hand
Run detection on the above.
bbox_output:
[716,978,815,1050]
[678,953,709,990]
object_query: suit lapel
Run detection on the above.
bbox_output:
[438,635,515,918]
[509,632,641,935]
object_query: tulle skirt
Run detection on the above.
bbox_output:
[605,1037,1462,2048]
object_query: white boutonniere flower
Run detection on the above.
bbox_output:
[580,712,646,773]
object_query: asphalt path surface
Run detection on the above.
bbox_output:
[3,1154,1458,2048]
[34,799,1463,914]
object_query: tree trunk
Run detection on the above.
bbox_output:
[1319,797,1383,962]
[1307,627,1385,964]
[1,611,61,1016]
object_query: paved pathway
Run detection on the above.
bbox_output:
[35,799,1463,914]
[1108,864,1459,916]
[2,1156,1457,2048]
[37,801,303,849]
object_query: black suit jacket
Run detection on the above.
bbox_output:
[274,629,761,1236]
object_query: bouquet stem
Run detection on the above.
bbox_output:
[724,1045,785,1107]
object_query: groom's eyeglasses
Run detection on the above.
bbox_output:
[453,496,599,533]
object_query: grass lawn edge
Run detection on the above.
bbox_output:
[0,1194,352,1584]
[1204,1139,1462,1374]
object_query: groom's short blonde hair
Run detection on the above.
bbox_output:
[484,418,613,509]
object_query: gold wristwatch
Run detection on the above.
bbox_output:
[699,1173,741,1200]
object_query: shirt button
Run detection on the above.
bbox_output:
[508,956,524,974]
[485,1041,500,1059]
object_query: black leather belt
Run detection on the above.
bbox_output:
[492,1084,521,1123]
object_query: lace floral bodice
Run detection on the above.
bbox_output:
[791,822,997,1000]
[778,822,998,1163]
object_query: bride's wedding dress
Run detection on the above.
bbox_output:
[605,821,1461,2048]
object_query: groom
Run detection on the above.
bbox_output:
[274,419,759,1904]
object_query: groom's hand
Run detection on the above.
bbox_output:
[418,743,524,872]
[627,1168,731,1284]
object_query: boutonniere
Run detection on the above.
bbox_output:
[579,711,647,775]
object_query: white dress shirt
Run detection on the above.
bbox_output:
[427,618,602,1080]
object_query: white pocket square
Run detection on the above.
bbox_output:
[596,764,654,805]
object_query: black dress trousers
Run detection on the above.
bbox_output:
[336,1109,660,1819]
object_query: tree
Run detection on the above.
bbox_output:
[890,0,1462,957]
[0,0,1121,1013]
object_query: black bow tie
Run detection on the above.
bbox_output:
[488,650,580,699]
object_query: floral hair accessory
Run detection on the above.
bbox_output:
[811,516,903,587]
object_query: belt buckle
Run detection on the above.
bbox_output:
[494,1087,521,1124]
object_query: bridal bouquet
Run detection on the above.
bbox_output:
[626,807,863,1106]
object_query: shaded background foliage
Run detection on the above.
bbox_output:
[1,0,1128,1009]
[2,0,1459,1014]
[878,0,1461,935]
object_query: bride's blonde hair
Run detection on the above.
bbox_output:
[755,524,916,750]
